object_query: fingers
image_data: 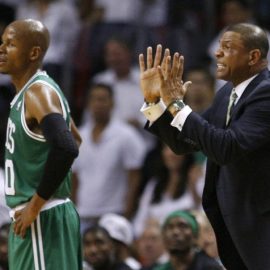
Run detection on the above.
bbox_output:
[165,55,171,79]
[139,54,145,73]
[157,65,164,82]
[13,217,22,235]
[161,48,170,71]
[153,44,162,67]
[13,219,27,238]
[13,210,27,238]
[147,46,153,69]
[183,81,192,95]
[20,227,26,238]
[177,55,184,81]
[144,45,165,70]
[172,52,180,80]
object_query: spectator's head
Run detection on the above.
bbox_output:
[184,68,215,113]
[104,37,133,78]
[0,223,10,270]
[99,213,133,246]
[99,213,135,262]
[83,226,115,270]
[161,144,186,172]
[87,83,114,123]
[221,0,253,27]
[150,145,194,204]
[136,219,167,268]
[162,210,199,256]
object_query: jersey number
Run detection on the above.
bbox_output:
[5,159,15,195]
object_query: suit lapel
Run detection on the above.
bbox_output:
[213,83,233,128]
[229,69,270,123]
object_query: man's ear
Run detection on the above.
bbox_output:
[29,46,42,61]
[248,49,261,66]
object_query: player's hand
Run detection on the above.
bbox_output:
[13,193,46,238]
[139,44,169,103]
[13,205,39,238]
[158,53,192,106]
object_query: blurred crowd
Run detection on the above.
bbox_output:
[1,0,270,269]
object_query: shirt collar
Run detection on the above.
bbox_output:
[234,74,258,104]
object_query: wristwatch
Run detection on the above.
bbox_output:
[167,99,186,115]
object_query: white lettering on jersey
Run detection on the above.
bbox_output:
[5,118,16,154]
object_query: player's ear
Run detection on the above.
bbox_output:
[29,46,41,61]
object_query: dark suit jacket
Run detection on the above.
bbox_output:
[147,69,270,270]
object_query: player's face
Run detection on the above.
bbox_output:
[0,25,31,75]
[215,31,251,86]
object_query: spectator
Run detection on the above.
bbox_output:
[82,226,132,270]
[133,144,201,237]
[90,37,156,151]
[91,37,144,126]
[135,219,169,270]
[99,213,141,270]
[95,0,138,23]
[71,0,103,124]
[184,67,216,113]
[183,67,216,196]
[16,0,80,91]
[154,210,222,270]
[72,84,146,232]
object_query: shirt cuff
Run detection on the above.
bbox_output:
[140,99,166,122]
[171,105,192,131]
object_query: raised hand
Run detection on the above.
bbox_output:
[157,53,192,106]
[139,44,169,103]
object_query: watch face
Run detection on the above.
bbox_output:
[174,100,185,110]
[168,99,185,114]
[173,103,181,111]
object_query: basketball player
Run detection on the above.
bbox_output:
[0,19,82,269]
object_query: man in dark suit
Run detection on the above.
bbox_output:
[139,23,270,270]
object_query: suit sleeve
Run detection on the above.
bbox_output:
[146,110,200,154]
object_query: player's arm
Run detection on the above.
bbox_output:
[14,84,79,238]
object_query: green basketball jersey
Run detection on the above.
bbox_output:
[5,70,72,208]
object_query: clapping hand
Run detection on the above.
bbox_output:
[157,49,192,106]
[139,44,169,103]
[139,44,191,106]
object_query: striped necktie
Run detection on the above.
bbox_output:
[226,88,238,125]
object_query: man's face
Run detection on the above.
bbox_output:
[0,25,30,75]
[184,70,214,113]
[104,40,131,75]
[137,225,165,264]
[215,31,251,85]
[88,86,113,122]
[162,217,194,254]
[83,230,113,269]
